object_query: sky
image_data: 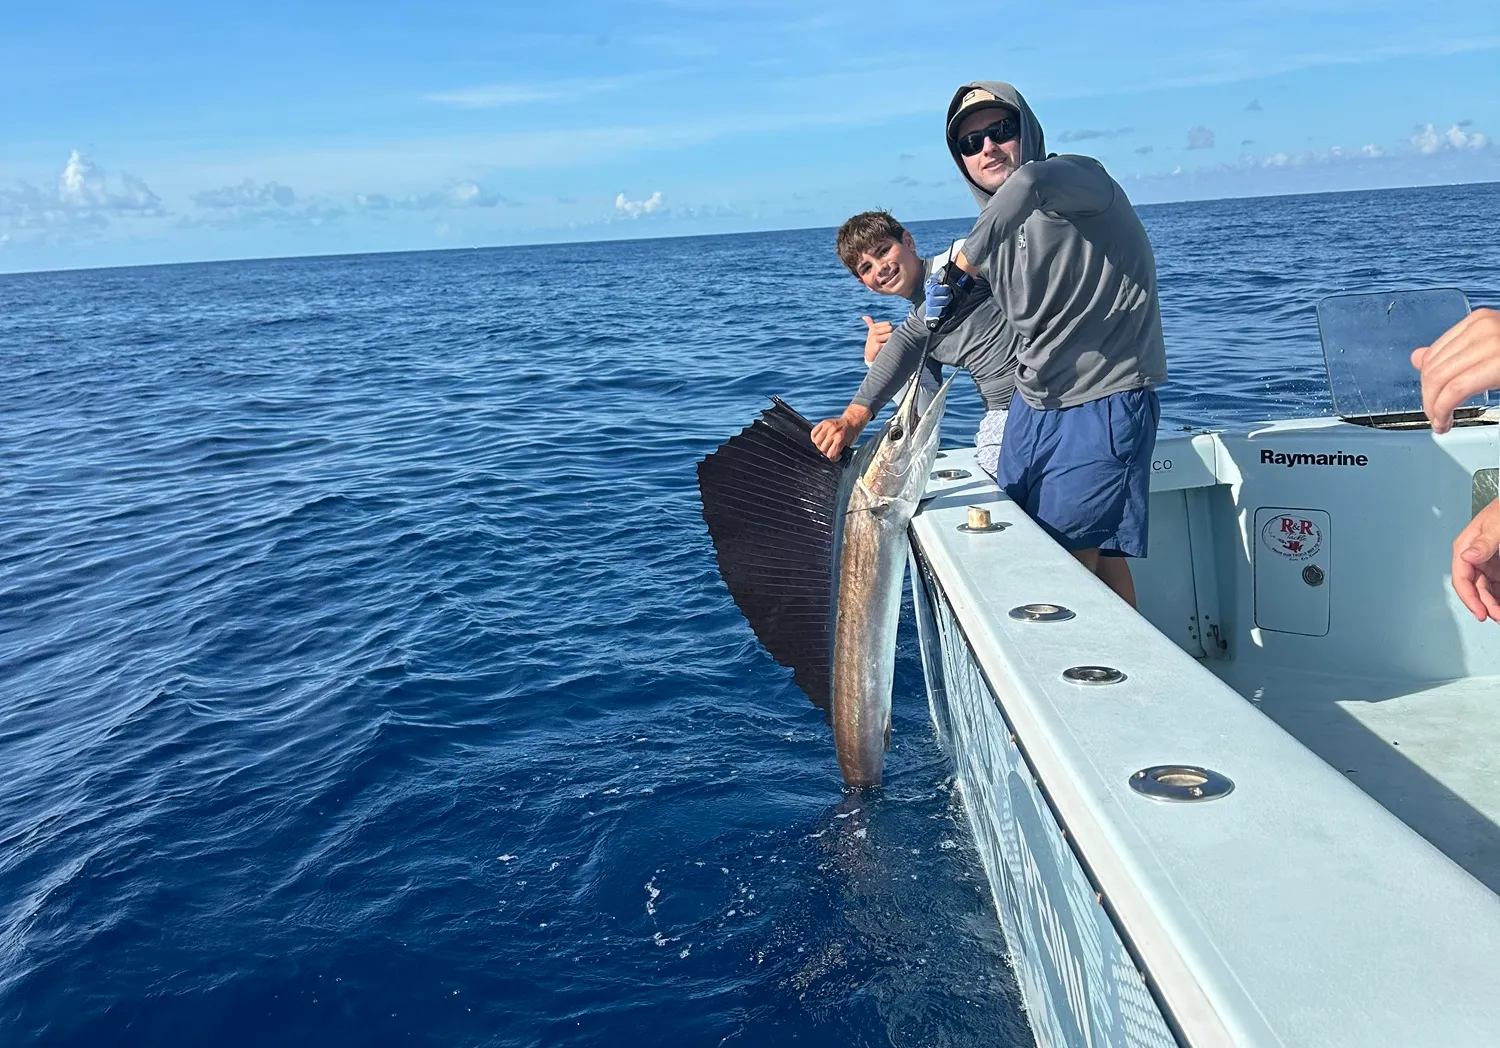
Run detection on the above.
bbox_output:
[2,0,1498,273]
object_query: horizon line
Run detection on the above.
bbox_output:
[3,178,1496,280]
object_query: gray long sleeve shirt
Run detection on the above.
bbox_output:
[851,254,1020,416]
[945,81,1167,410]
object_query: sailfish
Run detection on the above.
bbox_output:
[696,368,955,787]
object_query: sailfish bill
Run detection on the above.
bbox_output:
[696,371,956,787]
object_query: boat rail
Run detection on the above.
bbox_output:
[910,435,1500,1048]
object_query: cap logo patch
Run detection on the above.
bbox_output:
[960,88,997,108]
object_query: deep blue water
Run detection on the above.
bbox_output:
[1,182,1497,1047]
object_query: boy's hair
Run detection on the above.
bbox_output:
[835,211,907,276]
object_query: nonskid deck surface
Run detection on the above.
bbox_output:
[1214,665,1500,890]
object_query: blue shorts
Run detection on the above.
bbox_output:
[997,388,1160,558]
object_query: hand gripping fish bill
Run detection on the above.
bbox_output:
[696,367,957,788]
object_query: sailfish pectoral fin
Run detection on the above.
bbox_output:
[696,399,849,712]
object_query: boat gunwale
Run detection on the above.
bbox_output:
[911,438,1500,1047]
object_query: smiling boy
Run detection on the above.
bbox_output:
[813,211,1020,479]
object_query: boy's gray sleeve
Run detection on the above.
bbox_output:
[964,155,1115,263]
[851,311,935,414]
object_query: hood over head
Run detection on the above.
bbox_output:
[945,81,1046,206]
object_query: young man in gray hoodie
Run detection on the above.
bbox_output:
[812,211,1021,478]
[932,81,1167,607]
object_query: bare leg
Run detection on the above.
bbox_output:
[1072,548,1138,608]
[1095,556,1137,608]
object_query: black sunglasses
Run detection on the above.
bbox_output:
[956,115,1020,157]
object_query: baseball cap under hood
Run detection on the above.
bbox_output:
[945,82,1047,206]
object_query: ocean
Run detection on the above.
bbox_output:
[1,181,1497,1047]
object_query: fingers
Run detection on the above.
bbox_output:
[1454,560,1500,623]
[1452,503,1500,620]
[1427,345,1490,432]
[863,321,893,364]
[1417,309,1500,432]
[1423,327,1495,429]
[1425,307,1483,357]
[862,315,874,329]
[809,420,846,460]
[1415,314,1471,428]
[1453,561,1489,621]
[810,419,833,452]
[1455,504,1500,565]
[1480,573,1500,622]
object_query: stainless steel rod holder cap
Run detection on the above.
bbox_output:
[1062,666,1126,685]
[1129,765,1234,802]
[1008,604,1075,622]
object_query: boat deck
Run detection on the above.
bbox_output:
[1218,667,1500,891]
[913,427,1500,1046]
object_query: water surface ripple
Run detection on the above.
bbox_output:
[0,183,1496,1046]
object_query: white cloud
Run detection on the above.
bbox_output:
[193,180,297,209]
[615,191,663,217]
[674,203,746,220]
[445,181,508,207]
[1058,127,1135,143]
[1254,136,1484,168]
[0,150,163,238]
[425,77,629,109]
[1141,134,1493,197]
[183,178,342,228]
[0,183,50,219]
[1446,124,1489,149]
[1186,125,1215,150]
[1411,124,1442,154]
[357,180,516,211]
[56,150,163,213]
[427,85,565,107]
[1412,122,1491,154]
[1126,125,1500,206]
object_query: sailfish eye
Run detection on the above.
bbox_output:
[889,424,904,442]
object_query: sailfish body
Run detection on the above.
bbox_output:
[696,372,956,787]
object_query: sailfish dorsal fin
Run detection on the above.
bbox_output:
[696,398,848,711]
